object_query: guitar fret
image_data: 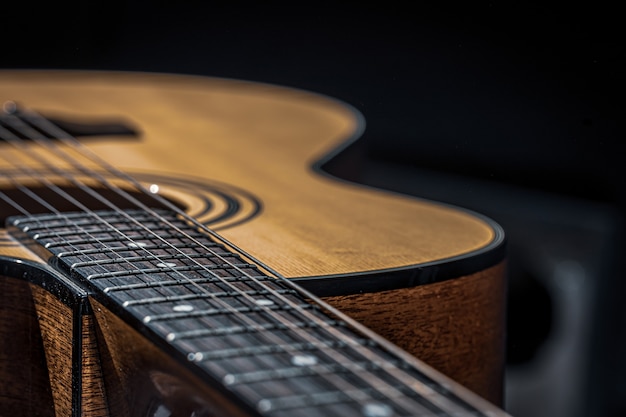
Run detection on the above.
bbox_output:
[41,231,209,249]
[43,235,136,248]
[256,386,408,413]
[14,215,111,232]
[121,288,298,308]
[57,246,127,257]
[11,209,188,228]
[103,275,276,294]
[43,232,202,247]
[28,225,146,240]
[187,338,374,362]
[256,384,464,417]
[84,263,257,280]
[17,218,111,231]
[69,252,227,268]
[144,299,308,322]
[10,211,97,225]
[56,241,220,257]
[223,359,403,386]
[166,319,341,341]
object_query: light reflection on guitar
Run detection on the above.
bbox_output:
[0,71,507,416]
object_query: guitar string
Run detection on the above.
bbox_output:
[8,108,478,416]
[2,108,486,416]
[0,118,446,417]
[6,117,472,416]
[17,112,466,414]
[0,109,480,414]
[0,120,439,416]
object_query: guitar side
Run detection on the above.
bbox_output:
[0,71,506,414]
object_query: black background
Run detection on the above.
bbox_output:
[4,2,624,201]
[3,2,625,416]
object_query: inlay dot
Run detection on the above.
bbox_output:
[188,352,204,362]
[254,299,274,306]
[157,262,177,268]
[257,399,272,412]
[291,354,318,367]
[362,402,393,417]
[128,242,147,248]
[173,304,194,312]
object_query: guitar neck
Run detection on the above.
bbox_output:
[7,208,502,417]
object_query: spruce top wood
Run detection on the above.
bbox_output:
[0,71,500,280]
[0,71,507,416]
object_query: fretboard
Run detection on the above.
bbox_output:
[8,209,491,417]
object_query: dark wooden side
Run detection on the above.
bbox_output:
[0,274,256,417]
[30,285,77,416]
[0,262,505,415]
[30,285,113,417]
[323,262,507,405]
[0,276,56,416]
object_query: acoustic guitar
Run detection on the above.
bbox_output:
[0,71,507,417]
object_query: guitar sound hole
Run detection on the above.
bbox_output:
[0,185,185,223]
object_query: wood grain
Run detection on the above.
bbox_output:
[80,314,111,417]
[0,70,497,280]
[0,71,507,414]
[0,265,506,415]
[0,277,55,417]
[323,262,507,405]
[30,285,75,416]
[31,285,116,417]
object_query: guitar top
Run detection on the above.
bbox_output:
[0,71,507,417]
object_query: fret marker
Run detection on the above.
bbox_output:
[150,184,160,194]
[291,354,317,367]
[128,242,147,248]
[188,352,204,362]
[157,262,177,268]
[173,304,194,312]
[257,399,272,412]
[3,101,17,114]
[362,403,393,417]
[254,299,274,306]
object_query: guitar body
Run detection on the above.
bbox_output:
[0,71,506,416]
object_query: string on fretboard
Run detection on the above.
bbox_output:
[1,104,497,416]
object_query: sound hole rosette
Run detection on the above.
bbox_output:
[0,168,262,232]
